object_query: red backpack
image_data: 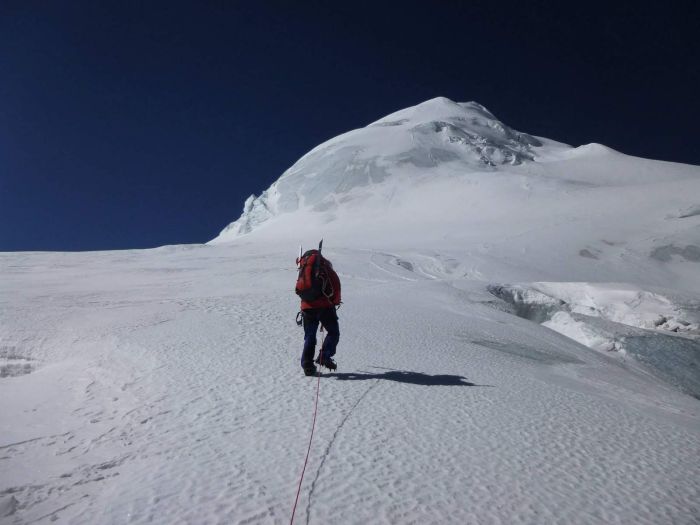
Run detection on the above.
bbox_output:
[295,250,341,305]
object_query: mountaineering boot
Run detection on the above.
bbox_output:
[315,355,337,371]
[303,365,317,376]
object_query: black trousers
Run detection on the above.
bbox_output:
[301,307,340,368]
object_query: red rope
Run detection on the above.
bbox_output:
[289,331,324,525]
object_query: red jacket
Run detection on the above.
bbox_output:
[298,255,342,310]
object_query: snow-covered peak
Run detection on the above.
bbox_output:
[213,97,556,239]
[369,97,494,125]
[368,96,544,153]
[369,97,506,133]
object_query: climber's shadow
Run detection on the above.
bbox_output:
[328,367,490,387]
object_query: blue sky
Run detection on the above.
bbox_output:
[1,1,698,250]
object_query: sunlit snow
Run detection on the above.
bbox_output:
[2,98,699,524]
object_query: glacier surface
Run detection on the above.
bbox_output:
[2,97,700,524]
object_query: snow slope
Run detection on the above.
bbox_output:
[213,96,700,394]
[2,98,700,524]
[1,244,699,524]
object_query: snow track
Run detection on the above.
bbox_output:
[1,244,699,524]
[304,374,381,525]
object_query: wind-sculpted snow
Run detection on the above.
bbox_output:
[1,245,700,524]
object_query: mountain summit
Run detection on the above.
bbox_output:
[211,97,699,304]
[213,97,565,239]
